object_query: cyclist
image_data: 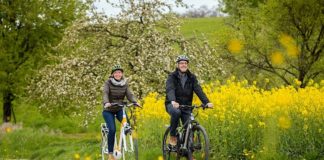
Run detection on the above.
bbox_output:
[102,64,140,160]
[165,55,213,147]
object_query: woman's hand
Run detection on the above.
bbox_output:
[104,103,112,109]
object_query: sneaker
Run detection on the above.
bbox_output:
[169,136,177,146]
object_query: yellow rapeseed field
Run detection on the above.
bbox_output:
[136,77,324,159]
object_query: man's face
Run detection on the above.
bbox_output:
[177,61,188,72]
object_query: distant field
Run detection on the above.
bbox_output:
[180,17,229,46]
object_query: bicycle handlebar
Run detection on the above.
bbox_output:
[110,102,141,108]
[179,104,211,110]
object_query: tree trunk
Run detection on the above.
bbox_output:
[3,91,14,123]
[298,71,306,88]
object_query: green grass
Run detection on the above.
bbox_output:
[0,101,167,159]
[0,127,100,159]
[180,17,229,46]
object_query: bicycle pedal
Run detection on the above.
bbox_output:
[168,144,178,152]
[103,148,109,154]
[124,128,132,135]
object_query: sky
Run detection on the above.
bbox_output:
[94,0,219,16]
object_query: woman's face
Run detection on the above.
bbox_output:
[113,70,123,80]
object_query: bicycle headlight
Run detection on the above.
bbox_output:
[113,150,122,159]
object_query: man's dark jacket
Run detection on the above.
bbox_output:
[165,69,210,106]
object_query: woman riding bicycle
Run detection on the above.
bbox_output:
[102,64,140,160]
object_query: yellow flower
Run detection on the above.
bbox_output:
[271,51,284,65]
[265,78,270,83]
[85,156,91,160]
[74,153,80,160]
[243,149,249,156]
[294,79,302,86]
[258,121,266,128]
[307,79,314,86]
[279,34,294,46]
[286,45,299,57]
[228,39,243,54]
[320,80,324,86]
[279,34,299,57]
[278,116,291,129]
[5,127,12,133]
[158,156,163,160]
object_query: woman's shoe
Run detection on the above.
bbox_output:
[108,154,116,160]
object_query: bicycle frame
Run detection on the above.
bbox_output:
[115,106,135,153]
[179,109,197,151]
[175,105,207,154]
[101,103,137,160]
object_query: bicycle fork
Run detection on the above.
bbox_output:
[115,108,134,153]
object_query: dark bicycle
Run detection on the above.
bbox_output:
[162,105,210,160]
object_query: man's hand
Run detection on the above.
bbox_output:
[171,101,179,109]
[206,103,214,108]
[134,102,141,107]
[104,103,112,109]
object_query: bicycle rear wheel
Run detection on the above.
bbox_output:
[162,127,181,160]
[187,125,209,160]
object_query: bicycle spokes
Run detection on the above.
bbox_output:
[163,127,183,160]
[188,126,209,160]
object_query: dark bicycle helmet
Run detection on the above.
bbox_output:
[111,64,123,74]
[176,54,189,63]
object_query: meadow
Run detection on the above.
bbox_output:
[1,18,323,160]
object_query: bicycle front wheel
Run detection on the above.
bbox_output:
[122,132,139,160]
[187,125,209,160]
[162,127,181,160]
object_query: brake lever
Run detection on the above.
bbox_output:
[200,104,208,110]
[134,103,143,109]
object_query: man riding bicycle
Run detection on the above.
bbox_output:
[165,55,213,147]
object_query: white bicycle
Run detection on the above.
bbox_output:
[101,102,140,160]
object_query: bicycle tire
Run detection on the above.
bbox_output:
[162,127,181,160]
[187,125,209,160]
[121,133,139,160]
